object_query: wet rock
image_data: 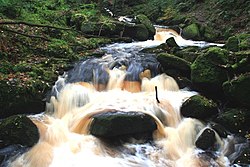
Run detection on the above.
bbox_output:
[157,53,191,78]
[222,73,250,109]
[180,95,218,120]
[214,108,250,135]
[191,47,229,97]
[140,43,171,54]
[166,37,179,47]
[89,111,157,138]
[210,123,228,138]
[0,115,39,147]
[182,23,201,40]
[195,128,216,150]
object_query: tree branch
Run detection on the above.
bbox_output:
[0,20,72,31]
[0,27,51,41]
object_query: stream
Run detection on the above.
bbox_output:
[4,28,247,167]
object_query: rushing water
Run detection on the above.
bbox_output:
[5,28,246,167]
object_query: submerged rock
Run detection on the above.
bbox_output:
[180,95,218,120]
[0,115,39,147]
[89,111,157,139]
[195,128,216,150]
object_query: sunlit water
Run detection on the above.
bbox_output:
[5,28,246,167]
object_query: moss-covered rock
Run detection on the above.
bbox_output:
[0,115,39,147]
[231,50,250,74]
[175,46,201,63]
[157,53,191,78]
[90,111,157,139]
[135,14,156,39]
[182,23,201,40]
[191,47,229,96]
[222,73,250,109]
[225,34,250,52]
[180,95,218,120]
[214,108,250,135]
[166,37,179,47]
[203,26,220,42]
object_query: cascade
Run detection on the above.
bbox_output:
[5,28,245,167]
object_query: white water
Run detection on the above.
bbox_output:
[7,28,239,167]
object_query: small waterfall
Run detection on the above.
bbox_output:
[6,29,244,167]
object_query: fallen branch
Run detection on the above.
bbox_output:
[155,86,160,103]
[0,27,51,41]
[0,20,72,31]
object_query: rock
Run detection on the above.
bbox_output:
[89,111,157,138]
[157,53,191,78]
[210,123,228,138]
[195,128,216,150]
[135,14,156,39]
[166,37,179,47]
[175,46,201,63]
[203,26,220,42]
[133,24,149,41]
[180,95,218,120]
[225,34,250,52]
[191,47,229,97]
[222,73,250,109]
[140,43,171,54]
[214,108,250,134]
[0,115,39,147]
[231,51,250,74]
[182,23,201,40]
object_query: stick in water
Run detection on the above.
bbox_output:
[155,86,160,103]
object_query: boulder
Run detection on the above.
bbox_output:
[180,95,218,120]
[157,53,191,78]
[195,128,216,150]
[0,115,39,147]
[166,37,179,47]
[225,33,250,52]
[175,46,201,63]
[214,108,250,134]
[89,111,157,138]
[191,47,229,96]
[135,14,156,39]
[222,73,250,109]
[182,23,201,40]
[231,50,250,74]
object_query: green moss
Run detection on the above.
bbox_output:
[191,47,229,87]
[181,95,218,120]
[183,23,201,40]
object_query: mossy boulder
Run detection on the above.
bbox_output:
[222,73,250,109]
[195,128,216,150]
[225,34,250,52]
[166,37,179,47]
[203,26,220,42]
[89,111,157,138]
[214,108,250,134]
[180,95,218,120]
[175,46,201,63]
[191,47,229,96]
[135,14,156,39]
[231,50,250,74]
[157,53,191,78]
[0,115,39,147]
[182,23,201,40]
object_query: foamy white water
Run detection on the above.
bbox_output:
[7,28,240,167]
